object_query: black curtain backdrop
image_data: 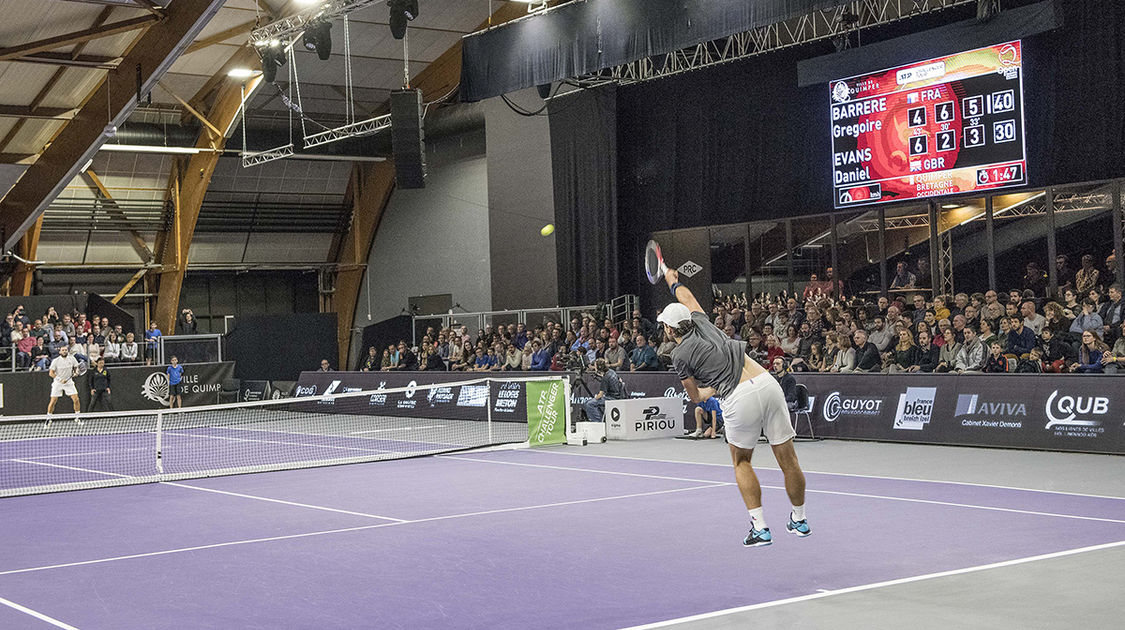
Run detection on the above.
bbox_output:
[460,0,853,101]
[549,85,620,306]
[608,0,1125,299]
[86,293,136,335]
[358,315,413,370]
[225,313,337,381]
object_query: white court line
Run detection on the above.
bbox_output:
[0,483,726,577]
[159,482,409,522]
[2,447,149,462]
[441,455,735,486]
[350,425,445,434]
[0,595,81,630]
[13,459,130,478]
[164,431,394,455]
[534,449,1125,501]
[445,454,1125,525]
[621,539,1125,629]
[215,426,467,448]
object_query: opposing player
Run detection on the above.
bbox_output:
[46,344,83,423]
[658,269,809,546]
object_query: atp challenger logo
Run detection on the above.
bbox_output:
[1045,390,1108,437]
[141,372,170,407]
[533,381,562,444]
[821,391,883,423]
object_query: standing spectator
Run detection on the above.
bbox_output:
[46,345,82,418]
[120,332,139,363]
[176,308,197,335]
[1071,330,1107,374]
[629,335,660,371]
[88,358,113,412]
[144,321,161,365]
[1022,262,1048,296]
[1056,255,1075,293]
[1075,254,1100,294]
[167,356,184,408]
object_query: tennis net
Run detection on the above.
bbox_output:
[0,375,570,498]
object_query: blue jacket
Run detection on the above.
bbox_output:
[530,349,551,370]
[1007,327,1036,355]
[630,345,660,370]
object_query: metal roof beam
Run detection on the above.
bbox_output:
[0,105,76,120]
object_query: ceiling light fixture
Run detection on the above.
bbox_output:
[100,144,204,155]
[228,68,258,78]
[302,17,333,60]
[388,0,418,40]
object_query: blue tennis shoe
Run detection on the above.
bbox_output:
[743,526,772,547]
[786,516,811,537]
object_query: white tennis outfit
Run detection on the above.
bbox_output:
[719,374,796,449]
[49,355,79,398]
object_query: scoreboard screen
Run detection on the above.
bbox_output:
[830,41,1027,208]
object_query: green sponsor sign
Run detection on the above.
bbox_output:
[527,380,566,446]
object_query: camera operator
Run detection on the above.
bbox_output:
[583,358,626,422]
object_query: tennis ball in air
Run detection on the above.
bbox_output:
[540,224,555,236]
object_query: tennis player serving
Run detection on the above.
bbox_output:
[658,268,810,546]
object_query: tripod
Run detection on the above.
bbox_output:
[568,370,597,429]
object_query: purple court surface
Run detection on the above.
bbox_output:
[2,444,1124,629]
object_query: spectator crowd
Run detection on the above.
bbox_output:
[1,304,174,372]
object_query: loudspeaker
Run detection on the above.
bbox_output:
[390,88,426,189]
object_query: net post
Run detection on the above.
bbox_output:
[563,376,573,434]
[155,410,164,475]
[487,378,494,444]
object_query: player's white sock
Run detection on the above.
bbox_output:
[791,504,806,522]
[748,507,766,531]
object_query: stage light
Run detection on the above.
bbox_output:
[228,68,258,78]
[977,0,1001,21]
[260,41,286,83]
[302,17,332,61]
[388,0,419,40]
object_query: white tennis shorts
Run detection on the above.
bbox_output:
[51,380,78,398]
[719,376,796,449]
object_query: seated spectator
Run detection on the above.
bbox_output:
[529,340,551,371]
[1103,321,1125,374]
[394,341,418,370]
[656,336,677,368]
[806,342,826,373]
[102,332,121,363]
[1071,330,1108,374]
[979,318,999,349]
[779,324,801,357]
[953,327,986,372]
[1015,347,1045,373]
[916,330,939,372]
[423,344,447,371]
[935,329,960,373]
[910,294,928,323]
[521,343,534,370]
[119,333,137,362]
[451,342,475,371]
[1006,316,1036,357]
[604,336,626,371]
[1069,299,1104,335]
[470,347,492,372]
[1042,302,1071,337]
[1038,328,1073,373]
[764,335,786,365]
[1062,289,1081,318]
[829,334,855,373]
[932,295,950,322]
[629,335,660,371]
[16,328,36,369]
[502,344,522,371]
[983,342,1009,373]
[868,316,893,352]
[1099,284,1124,344]
[31,337,50,371]
[361,346,379,371]
[1021,301,1046,336]
[853,329,882,372]
[885,329,921,374]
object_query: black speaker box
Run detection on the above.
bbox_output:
[390,88,426,189]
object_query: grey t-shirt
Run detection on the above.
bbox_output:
[670,311,747,398]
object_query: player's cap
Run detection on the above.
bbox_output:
[657,302,692,327]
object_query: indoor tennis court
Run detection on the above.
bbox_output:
[2,433,1123,629]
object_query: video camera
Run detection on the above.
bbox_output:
[561,350,591,372]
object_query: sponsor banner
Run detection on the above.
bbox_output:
[527,380,566,446]
[294,371,694,428]
[241,380,272,402]
[606,397,683,440]
[794,373,1125,454]
[0,362,235,416]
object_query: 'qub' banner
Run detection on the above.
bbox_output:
[527,380,566,446]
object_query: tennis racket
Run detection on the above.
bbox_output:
[75,360,88,377]
[645,239,670,285]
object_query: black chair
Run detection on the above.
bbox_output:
[219,377,240,404]
[791,383,815,440]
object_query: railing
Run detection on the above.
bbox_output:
[157,334,224,365]
[410,296,639,344]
